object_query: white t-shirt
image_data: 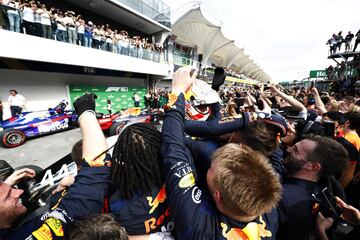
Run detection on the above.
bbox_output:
[22,6,35,22]
[8,94,26,107]
[64,16,75,29]
[7,2,19,15]
[40,11,51,26]
[134,94,140,102]
[34,10,41,23]
[76,22,85,34]
[56,17,66,31]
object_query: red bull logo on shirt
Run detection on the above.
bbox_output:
[147,185,167,214]
[221,216,272,240]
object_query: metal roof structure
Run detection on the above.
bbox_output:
[171,7,271,82]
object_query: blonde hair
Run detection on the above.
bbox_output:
[212,144,282,216]
[329,100,340,112]
[349,105,360,113]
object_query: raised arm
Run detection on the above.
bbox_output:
[311,87,327,115]
[270,86,306,112]
[161,67,207,238]
[184,111,250,137]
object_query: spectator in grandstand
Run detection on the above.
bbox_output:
[21,2,36,36]
[84,21,93,48]
[114,30,121,54]
[7,89,26,117]
[49,7,58,39]
[99,25,106,50]
[129,36,137,57]
[64,11,77,44]
[92,24,101,49]
[32,2,43,37]
[6,0,20,33]
[353,28,360,52]
[121,31,130,55]
[104,28,113,52]
[326,34,337,55]
[38,4,52,39]
[345,31,354,52]
[336,31,344,52]
[55,12,67,42]
[0,1,7,30]
[76,17,85,46]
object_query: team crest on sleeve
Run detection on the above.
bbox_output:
[32,224,53,240]
[45,218,64,237]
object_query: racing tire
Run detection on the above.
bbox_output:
[0,129,26,148]
[109,122,126,136]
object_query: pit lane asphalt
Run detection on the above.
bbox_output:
[0,128,82,169]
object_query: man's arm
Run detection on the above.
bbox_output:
[270,86,307,112]
[27,94,111,239]
[184,112,250,137]
[311,88,327,115]
[161,67,211,238]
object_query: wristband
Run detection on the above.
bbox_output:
[78,110,96,122]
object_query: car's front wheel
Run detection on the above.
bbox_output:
[0,129,26,148]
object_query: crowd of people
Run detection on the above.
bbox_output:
[0,66,360,240]
[327,29,360,54]
[0,0,165,62]
[143,90,169,109]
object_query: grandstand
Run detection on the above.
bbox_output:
[0,0,271,117]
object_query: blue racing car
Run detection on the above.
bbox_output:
[0,101,78,148]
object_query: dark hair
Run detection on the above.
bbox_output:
[321,96,331,105]
[70,214,128,240]
[71,140,83,168]
[110,123,162,199]
[9,89,17,94]
[231,122,279,156]
[304,135,348,177]
[323,111,346,125]
[295,120,324,138]
[344,111,360,130]
[342,96,355,104]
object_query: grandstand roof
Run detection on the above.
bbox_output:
[171,7,271,82]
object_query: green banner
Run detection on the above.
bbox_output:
[69,86,147,113]
[309,70,327,78]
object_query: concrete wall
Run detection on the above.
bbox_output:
[0,69,146,119]
[0,30,171,77]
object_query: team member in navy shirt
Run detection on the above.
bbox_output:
[161,66,282,240]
